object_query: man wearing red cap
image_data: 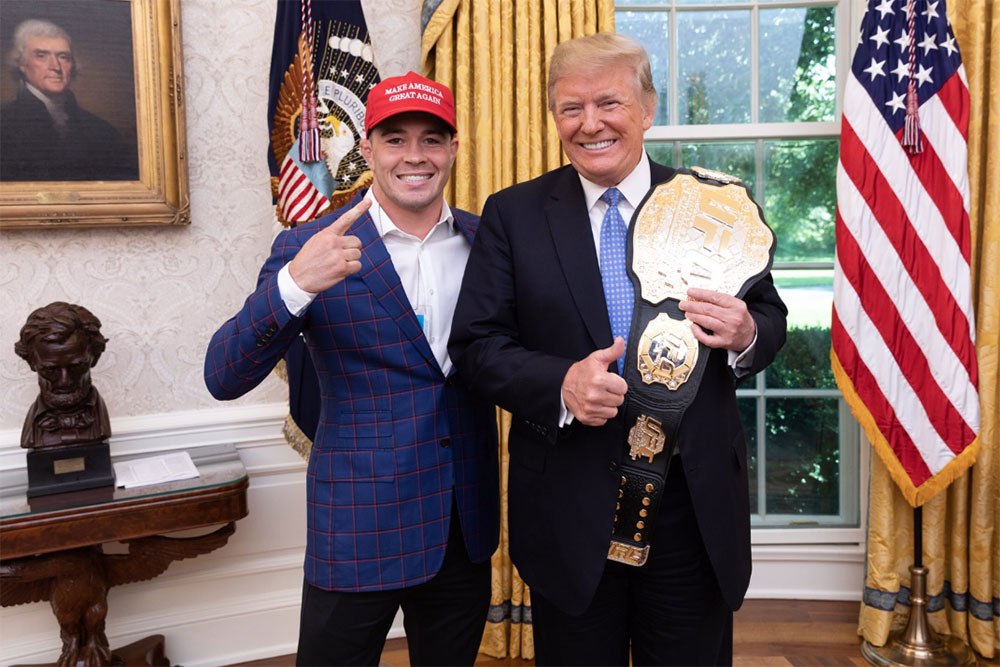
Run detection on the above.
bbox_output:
[205,71,498,666]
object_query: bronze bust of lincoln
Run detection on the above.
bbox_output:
[15,302,111,450]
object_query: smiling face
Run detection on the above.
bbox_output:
[19,34,74,97]
[360,112,458,227]
[551,65,655,187]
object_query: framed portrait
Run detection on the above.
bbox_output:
[0,0,188,229]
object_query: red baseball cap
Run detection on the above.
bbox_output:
[364,71,456,135]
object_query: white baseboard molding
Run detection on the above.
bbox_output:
[748,543,865,601]
[1,404,864,665]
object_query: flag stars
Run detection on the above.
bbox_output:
[915,64,934,86]
[941,33,958,57]
[864,57,887,81]
[874,0,895,19]
[922,1,940,21]
[870,25,891,49]
[918,31,939,55]
[893,30,912,52]
[885,91,906,114]
[339,69,349,79]
[890,59,911,82]
[355,73,364,83]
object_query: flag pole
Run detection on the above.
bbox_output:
[861,507,976,666]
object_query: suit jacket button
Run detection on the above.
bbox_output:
[609,461,619,472]
[440,438,451,448]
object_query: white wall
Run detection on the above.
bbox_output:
[0,1,861,665]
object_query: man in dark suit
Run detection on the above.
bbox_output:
[205,72,499,666]
[1,18,137,181]
[449,33,787,666]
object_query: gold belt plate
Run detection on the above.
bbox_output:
[631,173,773,304]
[637,314,699,390]
[627,414,666,463]
[608,541,650,567]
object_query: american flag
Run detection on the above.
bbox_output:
[277,142,333,224]
[831,0,980,507]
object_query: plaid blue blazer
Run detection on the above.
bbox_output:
[205,195,499,592]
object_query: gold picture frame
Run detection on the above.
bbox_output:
[0,0,188,229]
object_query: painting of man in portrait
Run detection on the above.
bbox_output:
[0,1,139,182]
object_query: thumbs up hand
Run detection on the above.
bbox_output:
[561,338,628,426]
[289,198,372,293]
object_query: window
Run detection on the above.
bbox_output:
[616,0,861,531]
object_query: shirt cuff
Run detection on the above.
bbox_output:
[729,331,758,377]
[277,263,317,317]
[558,390,575,427]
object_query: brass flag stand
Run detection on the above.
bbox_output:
[861,507,977,666]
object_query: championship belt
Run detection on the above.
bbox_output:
[607,167,775,567]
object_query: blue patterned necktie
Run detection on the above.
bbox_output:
[599,187,633,375]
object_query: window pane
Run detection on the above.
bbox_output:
[616,11,671,125]
[759,7,837,122]
[773,266,833,327]
[766,325,835,390]
[677,10,751,124]
[739,397,758,514]
[765,397,840,515]
[645,142,675,167]
[763,138,837,263]
[681,141,755,191]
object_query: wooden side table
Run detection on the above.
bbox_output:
[0,444,249,667]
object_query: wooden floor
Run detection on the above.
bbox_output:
[230,599,879,667]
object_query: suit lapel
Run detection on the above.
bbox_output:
[545,168,612,349]
[351,211,438,369]
[649,160,677,187]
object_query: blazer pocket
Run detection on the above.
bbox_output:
[334,410,392,448]
[311,448,396,483]
[508,418,547,473]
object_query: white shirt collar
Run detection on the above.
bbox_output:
[578,152,652,211]
[364,189,455,239]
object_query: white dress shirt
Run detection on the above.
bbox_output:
[277,189,469,375]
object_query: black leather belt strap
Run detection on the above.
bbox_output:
[608,301,709,566]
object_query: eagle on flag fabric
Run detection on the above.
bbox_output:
[831,0,980,507]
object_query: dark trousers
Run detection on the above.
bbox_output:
[295,508,491,667]
[532,462,733,666]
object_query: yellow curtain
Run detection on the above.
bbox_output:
[859,0,999,658]
[421,0,615,659]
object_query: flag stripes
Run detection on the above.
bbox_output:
[278,154,328,223]
[831,0,979,506]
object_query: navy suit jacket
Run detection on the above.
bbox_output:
[206,194,499,592]
[450,160,787,614]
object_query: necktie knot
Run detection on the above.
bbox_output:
[600,187,622,209]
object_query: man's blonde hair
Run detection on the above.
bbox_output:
[547,33,656,112]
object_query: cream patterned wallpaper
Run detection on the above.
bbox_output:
[0,0,421,430]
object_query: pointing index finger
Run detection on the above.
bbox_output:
[326,198,372,236]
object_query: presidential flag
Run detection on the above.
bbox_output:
[268,0,379,226]
[267,0,380,452]
[831,0,979,507]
